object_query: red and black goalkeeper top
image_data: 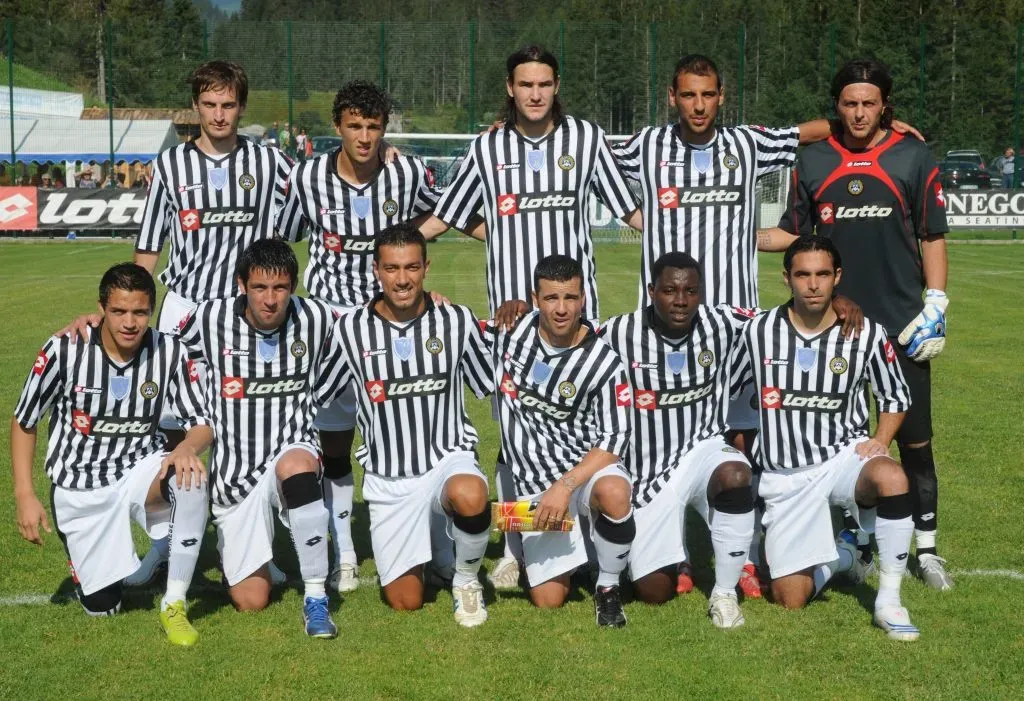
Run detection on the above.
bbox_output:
[778,131,948,335]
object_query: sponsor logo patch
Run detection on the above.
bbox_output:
[362,348,388,358]
[496,192,577,216]
[364,374,449,403]
[177,183,204,193]
[615,383,632,407]
[632,381,715,410]
[499,373,518,399]
[0,188,38,230]
[179,207,257,231]
[818,202,835,224]
[517,388,575,421]
[74,384,104,395]
[495,162,520,172]
[761,387,846,412]
[32,350,47,375]
[657,186,744,208]
[72,412,156,436]
[222,347,250,357]
[187,359,199,382]
[220,375,307,399]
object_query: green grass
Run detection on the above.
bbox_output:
[0,240,1022,699]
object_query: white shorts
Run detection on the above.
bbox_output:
[52,452,169,595]
[362,451,487,587]
[726,383,759,432]
[212,443,319,586]
[759,441,867,579]
[518,464,632,587]
[314,302,358,432]
[629,437,750,581]
[157,289,201,431]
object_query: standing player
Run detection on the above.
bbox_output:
[611,53,898,595]
[423,45,640,589]
[734,236,919,640]
[175,240,339,638]
[486,255,635,627]
[280,81,476,594]
[601,252,758,628]
[12,264,211,646]
[761,58,952,590]
[314,224,493,628]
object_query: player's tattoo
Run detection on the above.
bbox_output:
[558,475,578,493]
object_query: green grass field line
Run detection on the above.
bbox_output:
[0,243,1021,699]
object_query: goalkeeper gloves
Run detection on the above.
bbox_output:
[897,289,948,362]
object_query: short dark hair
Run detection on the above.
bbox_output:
[783,235,842,273]
[236,238,298,287]
[651,251,702,285]
[99,263,156,311]
[831,58,893,128]
[502,45,564,126]
[189,60,248,107]
[374,221,427,263]
[672,54,722,91]
[332,80,392,127]
[533,254,583,294]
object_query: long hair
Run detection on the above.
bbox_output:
[501,45,564,126]
[831,58,894,129]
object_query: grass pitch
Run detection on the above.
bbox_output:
[0,239,1021,699]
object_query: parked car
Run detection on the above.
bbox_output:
[311,136,343,157]
[939,159,993,190]
[945,149,987,171]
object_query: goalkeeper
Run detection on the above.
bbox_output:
[758,57,952,591]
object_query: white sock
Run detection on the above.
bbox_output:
[288,500,329,596]
[876,515,914,610]
[812,560,838,598]
[451,525,490,588]
[323,475,356,566]
[496,462,523,561]
[914,528,937,553]
[594,511,634,589]
[164,478,207,606]
[710,508,755,597]
[152,534,170,560]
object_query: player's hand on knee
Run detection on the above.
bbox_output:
[898,290,948,362]
[15,493,51,545]
[494,300,528,330]
[831,295,863,339]
[855,437,890,459]
[56,313,102,344]
[535,485,571,530]
[161,447,207,490]
[891,119,924,142]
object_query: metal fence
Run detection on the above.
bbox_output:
[2,17,1024,180]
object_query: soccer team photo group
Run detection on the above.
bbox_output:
[3,28,1022,698]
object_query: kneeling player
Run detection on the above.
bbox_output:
[175,240,340,638]
[315,223,493,627]
[487,256,635,627]
[735,236,919,640]
[601,252,757,628]
[11,264,211,646]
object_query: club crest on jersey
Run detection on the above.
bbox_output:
[209,166,229,191]
[238,173,256,190]
[257,337,279,363]
[110,376,131,401]
[291,340,307,358]
[557,154,575,171]
[527,149,545,172]
[697,350,714,367]
[829,356,849,374]
[393,337,413,361]
[667,352,687,374]
[352,196,371,219]
[692,150,713,173]
[531,360,552,384]
[848,179,864,196]
[382,199,399,217]
[425,337,443,354]
[139,381,159,400]
[723,154,740,170]
[558,381,576,398]
[796,347,817,372]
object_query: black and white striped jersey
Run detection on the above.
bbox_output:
[176,295,336,506]
[282,152,440,308]
[13,328,206,490]
[601,305,754,506]
[484,311,630,497]
[734,304,911,472]
[613,125,798,308]
[136,140,300,302]
[432,116,637,319]
[314,296,492,478]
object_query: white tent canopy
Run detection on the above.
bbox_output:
[0,117,177,163]
[0,86,84,118]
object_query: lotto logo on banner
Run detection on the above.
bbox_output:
[0,187,38,230]
[818,202,835,224]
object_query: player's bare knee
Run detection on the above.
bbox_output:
[711,460,752,493]
[383,583,424,611]
[529,586,568,609]
[230,586,270,612]
[772,584,810,610]
[446,474,489,516]
[274,450,318,481]
[865,457,909,497]
[634,572,674,605]
[592,475,632,519]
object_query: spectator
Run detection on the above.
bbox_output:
[78,169,97,189]
[303,128,313,159]
[39,172,55,190]
[0,164,9,186]
[294,127,307,161]
[266,120,280,145]
[50,165,65,188]
[1000,147,1015,188]
[279,121,291,154]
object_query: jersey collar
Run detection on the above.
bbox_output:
[368,291,435,329]
[329,146,386,192]
[642,304,700,345]
[92,323,151,371]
